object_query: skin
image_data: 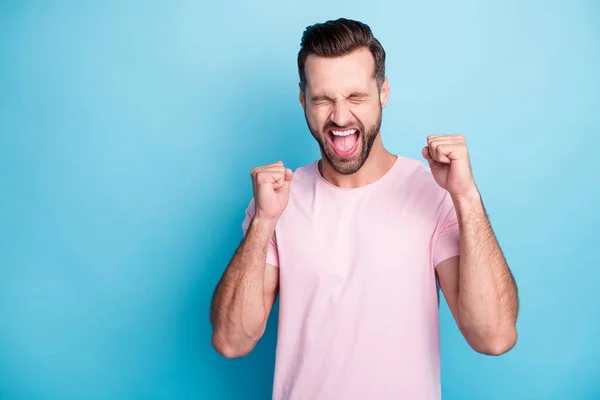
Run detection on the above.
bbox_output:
[423,136,519,354]
[210,46,519,358]
[300,47,396,187]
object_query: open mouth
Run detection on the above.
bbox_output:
[327,128,361,158]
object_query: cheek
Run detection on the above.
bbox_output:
[350,104,377,125]
[307,106,331,127]
[348,104,364,115]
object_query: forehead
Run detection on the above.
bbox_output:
[304,47,376,94]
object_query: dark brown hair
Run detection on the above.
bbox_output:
[297,18,386,93]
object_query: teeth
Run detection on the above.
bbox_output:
[331,129,357,136]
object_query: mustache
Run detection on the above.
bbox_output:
[322,122,363,132]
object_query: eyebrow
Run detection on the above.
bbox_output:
[311,94,334,102]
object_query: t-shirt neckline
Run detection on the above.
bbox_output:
[313,155,403,192]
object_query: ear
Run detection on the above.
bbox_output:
[379,76,390,108]
[299,84,306,109]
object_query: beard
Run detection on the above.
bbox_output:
[305,107,382,175]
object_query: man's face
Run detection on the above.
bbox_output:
[301,47,389,175]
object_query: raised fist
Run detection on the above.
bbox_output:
[250,161,293,222]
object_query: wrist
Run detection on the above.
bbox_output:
[250,216,278,238]
[451,186,483,215]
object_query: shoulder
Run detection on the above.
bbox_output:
[288,160,319,190]
[290,160,318,180]
[391,155,450,209]
[393,155,436,188]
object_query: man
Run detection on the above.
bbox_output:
[210,18,519,400]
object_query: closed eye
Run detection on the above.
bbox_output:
[310,95,334,106]
[310,93,368,106]
[348,97,367,104]
[347,93,369,103]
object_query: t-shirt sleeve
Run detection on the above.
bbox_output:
[241,198,280,267]
[432,192,460,267]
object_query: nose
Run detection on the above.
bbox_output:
[330,100,353,128]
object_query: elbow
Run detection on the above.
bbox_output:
[468,327,518,356]
[211,331,254,359]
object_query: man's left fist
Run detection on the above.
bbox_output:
[421,134,477,198]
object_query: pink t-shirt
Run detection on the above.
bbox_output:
[242,155,460,400]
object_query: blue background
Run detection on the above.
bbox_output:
[1,1,599,399]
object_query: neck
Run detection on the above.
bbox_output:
[319,134,397,189]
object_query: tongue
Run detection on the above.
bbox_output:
[332,133,358,152]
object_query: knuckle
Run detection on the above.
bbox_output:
[258,171,276,183]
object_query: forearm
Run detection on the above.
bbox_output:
[453,189,518,353]
[210,218,275,355]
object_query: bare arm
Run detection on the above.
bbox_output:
[437,190,518,355]
[210,218,280,358]
[210,161,292,358]
[423,134,518,355]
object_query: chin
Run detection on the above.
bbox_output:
[327,151,365,175]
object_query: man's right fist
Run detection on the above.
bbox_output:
[250,161,293,222]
